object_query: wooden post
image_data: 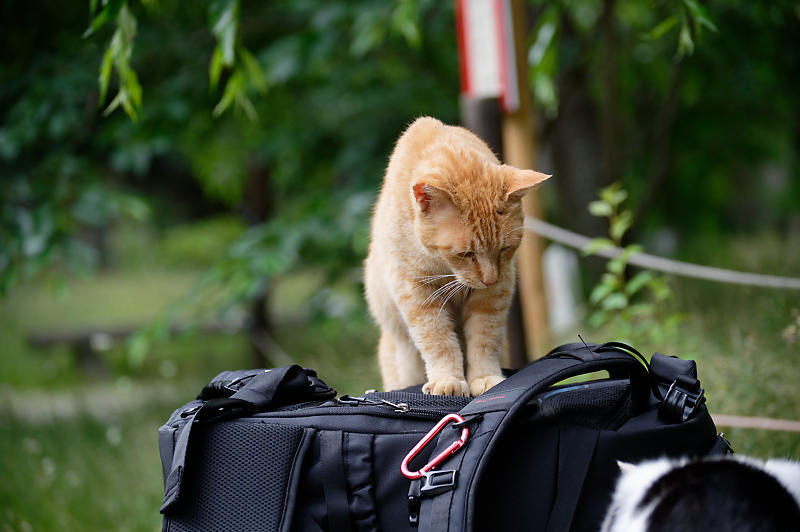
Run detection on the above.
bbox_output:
[502,0,550,359]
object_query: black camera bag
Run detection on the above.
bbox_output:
[158,341,730,531]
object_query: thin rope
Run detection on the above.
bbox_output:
[713,414,800,433]
[524,216,800,290]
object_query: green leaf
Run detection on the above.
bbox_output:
[209,46,224,93]
[608,189,628,208]
[682,0,718,33]
[610,210,633,241]
[392,0,422,48]
[619,244,643,262]
[601,292,628,310]
[607,257,625,274]
[235,91,258,122]
[589,282,613,305]
[583,237,614,256]
[122,66,142,110]
[601,273,618,286]
[627,303,655,317]
[599,183,627,207]
[625,270,655,296]
[588,200,613,217]
[678,10,694,56]
[648,277,673,302]
[209,0,238,67]
[83,0,124,38]
[213,68,245,117]
[646,15,678,41]
[98,44,114,104]
[528,7,559,116]
[239,47,268,94]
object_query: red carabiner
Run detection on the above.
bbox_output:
[400,413,470,480]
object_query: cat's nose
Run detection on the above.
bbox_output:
[482,276,498,287]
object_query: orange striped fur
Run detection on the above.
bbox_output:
[364,117,550,396]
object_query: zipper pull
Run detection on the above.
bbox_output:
[377,398,411,413]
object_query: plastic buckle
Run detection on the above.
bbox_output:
[420,469,458,495]
[406,470,459,527]
[400,413,470,480]
[408,479,422,527]
[659,374,706,422]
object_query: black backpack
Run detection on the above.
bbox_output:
[158,341,731,531]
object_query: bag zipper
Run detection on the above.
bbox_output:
[336,394,450,419]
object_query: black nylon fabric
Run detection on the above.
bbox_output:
[320,431,352,531]
[344,432,380,532]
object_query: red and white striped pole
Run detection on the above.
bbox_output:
[455,0,519,112]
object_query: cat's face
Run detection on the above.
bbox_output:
[412,164,549,289]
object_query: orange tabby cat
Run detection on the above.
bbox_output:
[364,117,550,396]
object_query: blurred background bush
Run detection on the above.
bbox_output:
[1,0,798,529]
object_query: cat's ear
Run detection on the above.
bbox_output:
[412,182,455,217]
[617,461,637,473]
[503,166,551,203]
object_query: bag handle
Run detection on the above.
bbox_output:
[460,341,651,417]
[416,341,651,531]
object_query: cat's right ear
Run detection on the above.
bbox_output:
[617,461,637,473]
[412,182,455,216]
[503,167,551,203]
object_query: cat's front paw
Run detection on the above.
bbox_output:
[469,375,505,396]
[422,376,471,396]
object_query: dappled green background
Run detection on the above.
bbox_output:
[1,0,799,529]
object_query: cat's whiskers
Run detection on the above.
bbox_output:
[502,226,524,239]
[412,274,456,289]
[436,280,469,318]
[422,279,461,308]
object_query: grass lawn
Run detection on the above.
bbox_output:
[0,241,798,529]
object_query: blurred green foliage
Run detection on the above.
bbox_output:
[0,0,459,316]
[583,183,676,329]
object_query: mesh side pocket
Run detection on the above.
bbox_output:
[533,379,633,430]
[165,422,305,532]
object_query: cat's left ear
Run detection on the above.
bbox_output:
[617,461,637,473]
[503,166,551,203]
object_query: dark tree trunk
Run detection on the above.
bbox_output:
[599,0,621,187]
[243,163,277,368]
[634,65,684,223]
[550,61,605,237]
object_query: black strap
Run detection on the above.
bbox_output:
[161,365,335,513]
[544,426,600,532]
[417,341,650,532]
[320,430,353,531]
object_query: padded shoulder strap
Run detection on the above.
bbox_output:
[161,365,335,513]
[416,342,650,532]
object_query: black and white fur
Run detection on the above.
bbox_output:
[601,456,800,532]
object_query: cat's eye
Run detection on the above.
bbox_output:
[501,246,512,253]
[496,209,505,215]
[458,251,475,259]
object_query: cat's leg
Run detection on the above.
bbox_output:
[393,278,470,396]
[377,328,426,391]
[462,283,512,396]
